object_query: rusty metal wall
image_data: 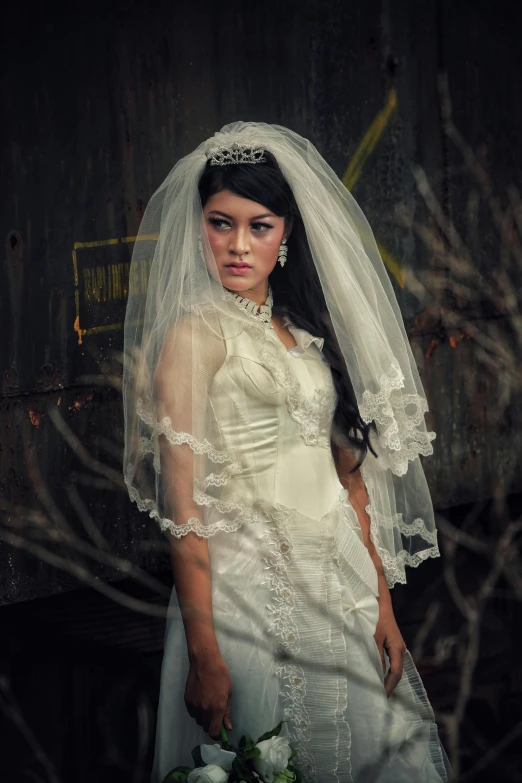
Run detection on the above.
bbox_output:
[2,0,521,604]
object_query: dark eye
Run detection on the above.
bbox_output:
[251,222,273,232]
[208,217,230,229]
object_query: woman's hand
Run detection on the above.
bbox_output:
[374,597,407,697]
[333,456,407,697]
[185,651,233,739]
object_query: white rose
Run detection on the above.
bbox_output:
[201,743,236,771]
[253,736,292,783]
[187,764,228,783]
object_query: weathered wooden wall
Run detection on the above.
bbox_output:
[2,0,521,604]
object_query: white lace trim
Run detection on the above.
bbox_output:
[364,504,439,547]
[137,397,238,465]
[259,346,336,446]
[125,477,265,538]
[138,435,161,473]
[192,489,264,522]
[359,463,440,587]
[259,506,316,783]
[198,464,243,489]
[358,362,436,477]
[377,543,441,587]
[127,463,439,591]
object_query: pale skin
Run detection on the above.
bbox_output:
[161,188,406,740]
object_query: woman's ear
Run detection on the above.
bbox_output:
[283,217,294,241]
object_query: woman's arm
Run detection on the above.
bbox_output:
[336,450,406,696]
[155,321,232,738]
[168,532,233,737]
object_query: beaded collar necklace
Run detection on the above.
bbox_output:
[229,286,273,327]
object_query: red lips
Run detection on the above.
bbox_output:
[226,262,252,276]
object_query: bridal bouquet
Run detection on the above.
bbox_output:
[162,721,300,783]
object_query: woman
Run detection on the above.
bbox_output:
[123,122,449,782]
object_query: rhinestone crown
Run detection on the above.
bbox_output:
[207,142,266,167]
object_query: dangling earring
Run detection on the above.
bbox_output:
[278,238,288,267]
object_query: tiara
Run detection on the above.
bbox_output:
[207,141,266,166]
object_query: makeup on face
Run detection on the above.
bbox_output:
[202,190,287,296]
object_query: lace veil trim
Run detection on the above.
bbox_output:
[359,362,436,477]
[131,352,438,586]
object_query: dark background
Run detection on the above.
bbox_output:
[1,0,521,780]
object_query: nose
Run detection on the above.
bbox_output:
[229,227,250,256]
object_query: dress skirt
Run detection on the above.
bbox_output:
[151,495,449,783]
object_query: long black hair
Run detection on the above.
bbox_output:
[198,152,377,469]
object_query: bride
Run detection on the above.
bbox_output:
[123,122,450,782]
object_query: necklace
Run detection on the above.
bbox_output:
[230,286,273,327]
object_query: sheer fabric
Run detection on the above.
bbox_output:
[147,317,448,782]
[123,121,439,586]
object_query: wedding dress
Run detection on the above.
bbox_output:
[151,310,449,783]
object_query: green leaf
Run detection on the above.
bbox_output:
[191,745,204,768]
[238,733,255,751]
[256,720,284,742]
[161,767,192,783]
[220,724,229,744]
[242,746,261,760]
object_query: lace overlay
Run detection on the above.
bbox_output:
[361,463,440,587]
[137,398,238,465]
[130,328,438,589]
[359,362,436,477]
[125,476,267,539]
[256,490,379,783]
[259,345,335,447]
[259,507,316,783]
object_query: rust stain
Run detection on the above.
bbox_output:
[426,338,440,360]
[425,329,472,358]
[74,315,84,345]
[27,409,43,427]
[448,329,473,349]
[68,393,93,412]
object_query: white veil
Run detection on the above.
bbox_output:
[123,121,439,587]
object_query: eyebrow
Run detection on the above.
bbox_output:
[208,210,276,220]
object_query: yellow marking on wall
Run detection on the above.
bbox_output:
[72,234,157,343]
[341,88,405,288]
[377,242,405,289]
[342,88,397,191]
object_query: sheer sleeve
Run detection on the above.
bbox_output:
[125,308,257,539]
[152,315,226,537]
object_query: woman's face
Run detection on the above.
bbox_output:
[201,189,289,299]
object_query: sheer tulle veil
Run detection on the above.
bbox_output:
[123,121,440,586]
